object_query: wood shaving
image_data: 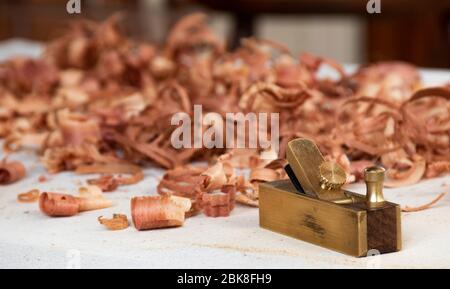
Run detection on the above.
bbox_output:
[17,189,40,203]
[77,185,113,212]
[39,185,113,217]
[131,195,191,230]
[39,192,80,217]
[0,159,26,185]
[98,214,129,231]
[38,175,47,183]
[202,185,236,217]
[87,175,119,192]
[402,184,448,212]
[77,163,144,192]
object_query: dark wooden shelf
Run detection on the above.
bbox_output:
[196,0,450,68]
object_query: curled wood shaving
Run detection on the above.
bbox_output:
[39,186,113,217]
[3,132,47,153]
[384,155,427,188]
[39,192,80,217]
[157,152,286,210]
[223,148,261,169]
[402,184,448,212]
[76,163,144,191]
[98,214,129,231]
[0,159,26,185]
[77,185,113,212]
[201,163,230,191]
[131,195,191,231]
[425,161,450,178]
[157,160,238,216]
[202,185,236,217]
[41,144,120,174]
[58,110,101,146]
[235,158,288,207]
[18,189,40,203]
[235,193,259,207]
[87,175,119,192]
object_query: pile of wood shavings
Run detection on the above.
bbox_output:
[0,13,449,217]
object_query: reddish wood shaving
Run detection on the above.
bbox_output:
[77,185,113,212]
[39,186,113,217]
[77,163,144,192]
[87,175,119,192]
[402,184,448,212]
[131,195,191,230]
[0,159,26,185]
[39,192,80,217]
[98,214,129,231]
[18,189,40,203]
[202,185,236,217]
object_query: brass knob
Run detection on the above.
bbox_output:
[364,166,386,208]
[319,161,346,190]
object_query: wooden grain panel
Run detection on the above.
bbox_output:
[0,2,11,40]
[367,13,450,68]
[367,205,401,253]
[351,202,402,254]
[1,0,141,41]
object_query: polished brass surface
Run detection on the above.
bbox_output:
[331,195,359,204]
[364,166,386,208]
[286,139,346,201]
[319,161,347,190]
[396,206,403,251]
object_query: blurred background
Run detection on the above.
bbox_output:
[0,0,449,68]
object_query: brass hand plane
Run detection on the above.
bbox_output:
[259,138,402,257]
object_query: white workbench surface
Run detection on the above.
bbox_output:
[0,40,449,269]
